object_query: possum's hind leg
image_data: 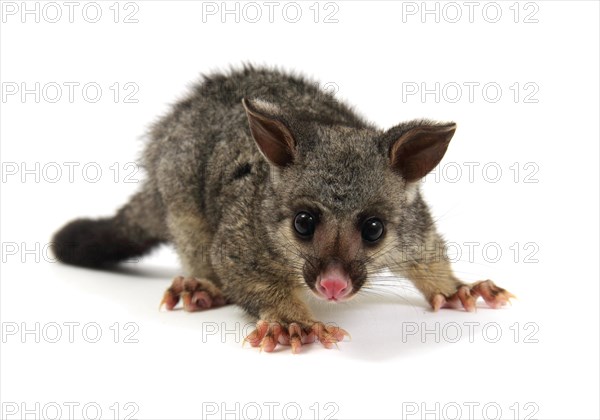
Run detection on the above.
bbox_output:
[160,276,227,311]
[153,137,228,310]
[159,209,228,310]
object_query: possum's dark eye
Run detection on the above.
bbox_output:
[362,218,384,242]
[294,212,315,238]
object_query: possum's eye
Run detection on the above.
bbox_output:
[362,218,384,242]
[294,212,316,238]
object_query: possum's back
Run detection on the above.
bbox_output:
[143,66,368,186]
[150,66,367,143]
[194,66,365,123]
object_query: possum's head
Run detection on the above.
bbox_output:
[243,98,455,302]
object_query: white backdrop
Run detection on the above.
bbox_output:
[1,1,599,419]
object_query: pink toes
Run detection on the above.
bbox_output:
[160,276,226,312]
[243,321,350,353]
[432,280,514,312]
[471,280,516,309]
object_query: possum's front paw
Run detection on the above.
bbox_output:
[243,320,350,353]
[160,276,227,311]
[432,279,515,312]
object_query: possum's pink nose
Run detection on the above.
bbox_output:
[319,278,349,300]
[316,264,352,301]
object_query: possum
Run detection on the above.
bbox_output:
[52,65,514,352]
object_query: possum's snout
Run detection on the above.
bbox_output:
[314,262,353,301]
[297,217,368,301]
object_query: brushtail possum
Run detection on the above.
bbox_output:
[52,66,514,352]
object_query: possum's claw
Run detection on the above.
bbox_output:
[432,280,514,312]
[243,320,267,347]
[289,323,304,354]
[159,292,176,311]
[243,321,349,353]
[470,280,516,308]
[259,322,283,353]
[159,276,227,312]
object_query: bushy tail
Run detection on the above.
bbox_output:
[52,191,164,268]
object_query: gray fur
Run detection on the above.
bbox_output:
[54,65,471,326]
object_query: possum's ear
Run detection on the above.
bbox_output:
[242,98,296,167]
[389,122,456,182]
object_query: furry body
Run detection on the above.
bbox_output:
[53,66,513,351]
